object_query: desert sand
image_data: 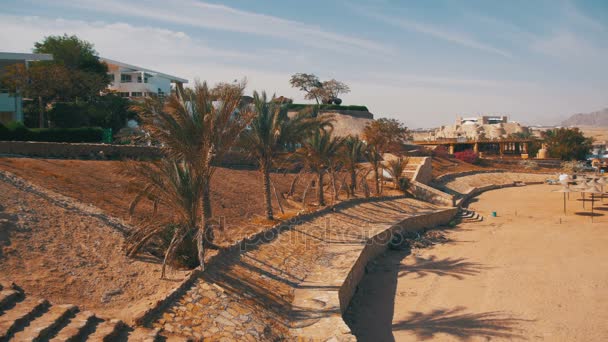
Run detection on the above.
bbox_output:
[346,184,608,341]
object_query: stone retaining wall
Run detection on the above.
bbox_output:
[0,141,162,159]
[291,207,458,340]
[411,156,433,185]
[434,169,505,183]
[0,141,257,167]
[410,181,455,207]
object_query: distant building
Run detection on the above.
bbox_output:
[101,57,188,100]
[456,115,508,125]
[0,52,53,124]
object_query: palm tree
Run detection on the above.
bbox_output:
[122,160,203,278]
[342,135,366,197]
[365,144,383,195]
[132,81,253,271]
[384,156,410,191]
[296,129,343,206]
[240,92,330,220]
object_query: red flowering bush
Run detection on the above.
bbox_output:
[454,150,479,164]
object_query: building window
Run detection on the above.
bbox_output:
[119,92,130,98]
[137,75,149,83]
[131,92,143,97]
[120,74,132,83]
[157,88,165,99]
[108,73,115,82]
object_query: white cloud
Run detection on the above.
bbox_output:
[562,0,606,33]
[533,31,608,60]
[40,0,392,55]
[347,5,513,58]
[0,15,254,78]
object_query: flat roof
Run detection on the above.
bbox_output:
[100,57,188,84]
[0,52,53,61]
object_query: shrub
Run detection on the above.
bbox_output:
[561,160,586,173]
[520,160,539,170]
[399,177,411,192]
[0,124,104,143]
[454,150,479,164]
[285,103,369,111]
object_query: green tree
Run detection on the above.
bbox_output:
[48,94,135,132]
[342,135,366,196]
[131,80,253,270]
[296,129,344,206]
[2,34,110,128]
[363,118,410,153]
[34,34,109,75]
[289,73,323,104]
[543,128,593,161]
[240,91,331,220]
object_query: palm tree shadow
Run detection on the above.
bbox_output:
[393,307,533,340]
[399,255,489,280]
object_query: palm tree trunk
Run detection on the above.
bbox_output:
[261,161,274,220]
[374,165,381,195]
[161,228,180,279]
[198,181,212,271]
[318,170,325,206]
[350,168,357,196]
[330,168,338,201]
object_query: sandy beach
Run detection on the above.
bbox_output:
[346,184,608,341]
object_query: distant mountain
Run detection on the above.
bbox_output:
[561,108,608,127]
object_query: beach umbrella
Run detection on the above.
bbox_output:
[571,182,588,208]
[596,177,607,203]
[582,185,602,223]
[552,186,573,215]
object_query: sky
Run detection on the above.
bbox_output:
[1,0,607,128]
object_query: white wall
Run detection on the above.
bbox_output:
[107,70,172,96]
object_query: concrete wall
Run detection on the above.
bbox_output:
[339,207,458,315]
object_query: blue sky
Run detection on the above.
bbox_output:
[1,0,607,127]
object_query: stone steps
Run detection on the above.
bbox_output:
[0,290,22,310]
[0,297,50,340]
[11,304,77,341]
[0,282,188,342]
[457,209,483,223]
[80,319,126,341]
[124,326,160,342]
[49,310,97,342]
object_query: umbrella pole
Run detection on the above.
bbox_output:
[591,194,594,223]
[583,192,585,209]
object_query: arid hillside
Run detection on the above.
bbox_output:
[561,108,608,127]
[0,158,308,246]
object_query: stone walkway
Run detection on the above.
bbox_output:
[148,197,448,340]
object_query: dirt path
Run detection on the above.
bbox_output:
[345,184,608,341]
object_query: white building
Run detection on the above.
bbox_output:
[101,57,188,99]
[0,52,53,124]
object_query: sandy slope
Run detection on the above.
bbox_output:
[0,177,190,323]
[346,184,608,341]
